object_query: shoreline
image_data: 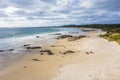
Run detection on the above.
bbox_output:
[0,28,120,80]
[0,31,86,80]
[0,32,58,70]
[0,27,87,70]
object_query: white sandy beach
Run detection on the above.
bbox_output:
[53,31,120,80]
[0,29,120,80]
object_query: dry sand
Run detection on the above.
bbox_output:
[53,30,120,80]
[0,29,120,80]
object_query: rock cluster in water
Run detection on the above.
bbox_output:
[26,46,42,49]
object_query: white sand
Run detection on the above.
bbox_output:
[53,31,120,80]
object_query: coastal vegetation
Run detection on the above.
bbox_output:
[91,24,120,44]
[62,24,120,44]
[101,33,120,44]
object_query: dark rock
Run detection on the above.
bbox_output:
[53,33,62,35]
[40,50,54,55]
[26,47,31,49]
[0,49,14,52]
[23,44,30,47]
[90,51,94,53]
[36,36,40,38]
[7,49,14,51]
[40,53,44,55]
[68,35,86,41]
[86,51,94,54]
[32,58,40,61]
[0,50,4,52]
[51,45,64,47]
[63,50,75,55]
[48,51,53,55]
[56,35,73,39]
[51,45,55,47]
[26,46,42,49]
[81,29,96,32]
[86,52,90,54]
[56,35,86,41]
[24,66,27,68]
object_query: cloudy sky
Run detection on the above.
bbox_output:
[0,0,120,27]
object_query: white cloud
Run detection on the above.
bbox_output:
[0,0,119,27]
[80,0,95,8]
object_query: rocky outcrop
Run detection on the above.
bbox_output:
[0,49,14,52]
[32,58,40,61]
[68,35,86,41]
[63,50,75,55]
[40,50,54,55]
[56,35,86,41]
[56,35,73,39]
[86,51,94,54]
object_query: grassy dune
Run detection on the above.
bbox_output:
[63,24,120,44]
[98,25,120,44]
[100,33,120,44]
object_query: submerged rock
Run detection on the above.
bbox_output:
[36,36,40,38]
[23,44,30,47]
[0,50,5,52]
[0,49,14,52]
[7,49,14,51]
[26,46,42,49]
[81,29,96,32]
[53,33,62,35]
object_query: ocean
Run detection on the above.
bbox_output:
[0,27,85,49]
[0,27,85,70]
[0,27,61,39]
[0,27,61,49]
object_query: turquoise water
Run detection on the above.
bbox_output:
[0,27,61,49]
[0,27,60,39]
[0,27,85,49]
